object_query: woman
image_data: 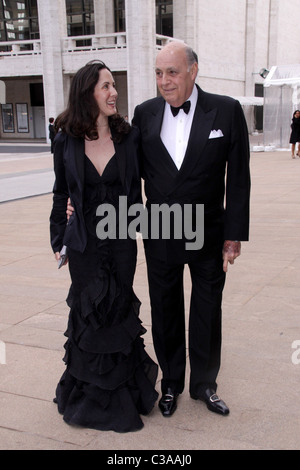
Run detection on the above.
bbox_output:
[50,60,158,433]
[289,110,300,158]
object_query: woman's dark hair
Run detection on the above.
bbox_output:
[55,60,130,142]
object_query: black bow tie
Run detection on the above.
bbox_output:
[170,101,191,117]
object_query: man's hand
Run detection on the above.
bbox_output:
[222,240,241,272]
[66,197,75,220]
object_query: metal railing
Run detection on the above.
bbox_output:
[0,39,41,57]
[156,34,181,49]
[62,33,127,52]
[0,33,176,58]
[61,33,176,52]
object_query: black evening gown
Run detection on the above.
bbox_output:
[54,154,158,432]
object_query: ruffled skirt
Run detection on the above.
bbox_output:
[54,238,158,433]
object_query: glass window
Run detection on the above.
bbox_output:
[156,0,173,37]
[114,0,125,32]
[66,0,94,37]
[1,103,14,133]
[113,1,173,35]
[16,103,29,132]
[0,0,39,47]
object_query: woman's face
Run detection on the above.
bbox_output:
[93,68,118,118]
[295,111,300,118]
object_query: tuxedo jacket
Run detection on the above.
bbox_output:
[133,85,251,263]
[49,127,141,254]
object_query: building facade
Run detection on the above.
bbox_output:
[0,0,299,141]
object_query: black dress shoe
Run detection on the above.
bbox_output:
[191,388,229,416]
[158,388,179,417]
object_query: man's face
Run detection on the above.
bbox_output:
[155,45,197,108]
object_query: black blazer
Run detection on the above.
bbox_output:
[133,85,251,262]
[49,126,142,254]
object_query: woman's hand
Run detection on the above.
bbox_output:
[66,197,75,220]
[55,251,68,267]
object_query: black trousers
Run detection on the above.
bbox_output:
[145,247,226,397]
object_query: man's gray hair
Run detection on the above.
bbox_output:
[185,46,198,66]
[162,40,198,68]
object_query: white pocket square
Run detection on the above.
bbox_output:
[209,129,224,139]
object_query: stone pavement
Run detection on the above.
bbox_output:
[0,141,300,451]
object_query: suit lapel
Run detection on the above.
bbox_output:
[171,88,217,190]
[65,135,85,206]
[150,97,165,135]
[178,104,217,175]
[114,139,127,193]
[74,137,85,190]
[150,98,180,178]
[150,92,218,192]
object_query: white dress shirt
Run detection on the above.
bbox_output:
[160,85,198,170]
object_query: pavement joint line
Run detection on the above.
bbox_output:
[0,153,51,162]
[0,168,53,179]
[0,192,52,204]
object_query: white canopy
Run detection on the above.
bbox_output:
[264,64,300,87]
[233,96,264,106]
[263,64,300,148]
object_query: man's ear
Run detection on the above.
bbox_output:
[191,62,198,80]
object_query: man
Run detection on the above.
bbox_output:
[132,41,250,417]
[48,117,55,154]
[67,41,250,417]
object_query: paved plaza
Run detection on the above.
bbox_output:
[0,140,299,450]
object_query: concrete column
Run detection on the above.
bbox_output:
[94,0,106,34]
[125,0,156,120]
[243,0,256,133]
[245,0,256,97]
[37,0,66,140]
[173,0,195,48]
[94,0,114,44]
[268,0,279,68]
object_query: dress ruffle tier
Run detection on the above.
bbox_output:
[54,258,158,433]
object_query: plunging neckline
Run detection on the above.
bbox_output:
[85,153,116,178]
